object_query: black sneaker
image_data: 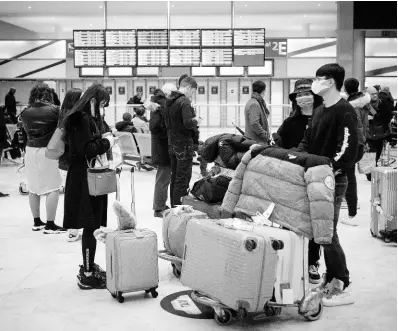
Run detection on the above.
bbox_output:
[0,192,9,198]
[32,220,46,231]
[77,272,106,290]
[309,264,321,284]
[79,263,106,280]
[43,223,67,234]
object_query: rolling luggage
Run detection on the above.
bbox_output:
[370,167,397,242]
[181,195,233,219]
[160,206,208,277]
[105,166,159,303]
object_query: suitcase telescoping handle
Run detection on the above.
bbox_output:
[115,167,122,201]
[130,166,136,215]
[158,250,183,264]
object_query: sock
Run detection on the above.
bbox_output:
[34,217,42,226]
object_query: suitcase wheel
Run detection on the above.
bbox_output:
[111,293,117,299]
[304,301,323,321]
[384,236,392,243]
[214,309,233,326]
[172,263,181,278]
[19,184,29,195]
[116,291,124,303]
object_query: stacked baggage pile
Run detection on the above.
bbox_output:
[159,145,337,325]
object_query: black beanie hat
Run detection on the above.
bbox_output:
[344,78,359,95]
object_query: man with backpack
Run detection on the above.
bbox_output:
[340,78,370,226]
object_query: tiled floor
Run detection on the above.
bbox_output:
[0,148,396,331]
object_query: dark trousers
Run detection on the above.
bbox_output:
[367,139,384,165]
[345,145,365,217]
[308,238,321,266]
[153,165,171,211]
[82,227,97,272]
[169,142,194,207]
[308,174,350,287]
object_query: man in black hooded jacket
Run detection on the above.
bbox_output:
[164,77,200,207]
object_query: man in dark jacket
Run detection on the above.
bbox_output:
[150,88,174,217]
[164,76,200,207]
[115,112,138,134]
[340,78,370,226]
[296,63,358,307]
[5,87,18,124]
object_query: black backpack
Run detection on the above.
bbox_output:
[190,175,231,204]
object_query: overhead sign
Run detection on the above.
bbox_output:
[105,30,136,47]
[234,48,265,66]
[74,49,105,67]
[234,29,265,47]
[264,39,287,57]
[137,29,168,47]
[202,30,233,47]
[73,30,104,48]
[170,49,201,66]
[170,30,201,47]
[138,49,169,66]
[201,48,233,66]
[106,49,136,66]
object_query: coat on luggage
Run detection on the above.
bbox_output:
[190,175,231,203]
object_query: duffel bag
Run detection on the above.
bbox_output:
[190,175,231,203]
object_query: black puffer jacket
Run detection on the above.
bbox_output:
[202,133,257,170]
[149,95,170,166]
[115,120,138,134]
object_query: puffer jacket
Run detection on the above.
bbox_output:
[347,92,370,146]
[201,133,257,170]
[222,147,335,244]
[20,101,59,148]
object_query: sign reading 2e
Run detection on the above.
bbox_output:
[264,39,287,57]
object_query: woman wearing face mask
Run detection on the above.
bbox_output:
[63,84,118,290]
[272,79,324,285]
[273,79,323,149]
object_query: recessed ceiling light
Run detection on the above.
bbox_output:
[244,4,248,6]
[318,3,321,6]
[113,16,116,19]
[100,5,102,8]
[181,25,184,28]
[240,16,243,18]
[28,6,31,9]
[171,4,175,7]
[51,17,54,20]
[304,14,307,17]
[144,25,147,28]
[90,24,93,27]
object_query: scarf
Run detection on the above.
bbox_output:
[251,92,270,116]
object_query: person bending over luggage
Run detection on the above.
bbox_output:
[295,63,358,307]
[149,85,177,217]
[63,84,118,290]
[340,78,370,226]
[132,106,150,133]
[272,79,324,285]
[164,76,200,207]
[115,112,138,134]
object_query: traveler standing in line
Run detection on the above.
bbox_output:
[20,83,65,233]
[51,88,61,107]
[165,77,200,207]
[63,84,117,290]
[273,79,324,285]
[244,81,270,144]
[340,78,370,226]
[57,88,83,241]
[150,84,177,217]
[5,87,18,124]
[296,63,358,306]
[364,86,394,180]
[0,104,9,197]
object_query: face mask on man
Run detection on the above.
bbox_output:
[311,79,334,95]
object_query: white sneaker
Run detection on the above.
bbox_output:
[340,199,348,209]
[341,215,358,226]
[323,282,354,307]
[68,229,81,242]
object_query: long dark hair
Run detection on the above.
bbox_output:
[290,93,323,118]
[28,83,54,105]
[64,84,110,134]
[58,88,83,128]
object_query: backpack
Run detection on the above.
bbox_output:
[190,175,231,204]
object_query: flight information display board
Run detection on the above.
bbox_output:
[137,30,168,47]
[233,48,265,66]
[201,30,233,47]
[170,49,201,66]
[201,48,233,66]
[170,30,201,47]
[74,30,105,47]
[138,49,169,66]
[105,30,136,47]
[106,49,136,66]
[234,29,265,47]
[74,49,105,67]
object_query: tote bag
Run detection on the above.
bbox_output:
[357,152,376,174]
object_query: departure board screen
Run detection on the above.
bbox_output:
[105,30,136,47]
[74,49,105,67]
[201,48,233,66]
[137,30,168,47]
[201,30,233,47]
[170,49,201,66]
[106,49,136,66]
[138,49,169,66]
[169,30,201,47]
[73,30,104,47]
[234,29,265,47]
[233,48,265,66]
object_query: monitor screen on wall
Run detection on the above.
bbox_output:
[354,1,397,30]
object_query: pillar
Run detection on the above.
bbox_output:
[303,23,311,37]
[336,1,354,80]
[353,30,365,90]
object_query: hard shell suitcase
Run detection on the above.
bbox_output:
[160,206,208,278]
[180,218,279,314]
[370,167,397,242]
[106,228,159,303]
[181,195,233,219]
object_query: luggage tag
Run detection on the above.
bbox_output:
[372,198,394,222]
[252,203,277,227]
[120,228,145,238]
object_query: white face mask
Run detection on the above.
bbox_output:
[311,79,333,96]
[296,94,314,108]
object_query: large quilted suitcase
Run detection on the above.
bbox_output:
[370,167,397,242]
[181,195,233,219]
[106,228,159,303]
[181,218,279,314]
[160,206,208,277]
